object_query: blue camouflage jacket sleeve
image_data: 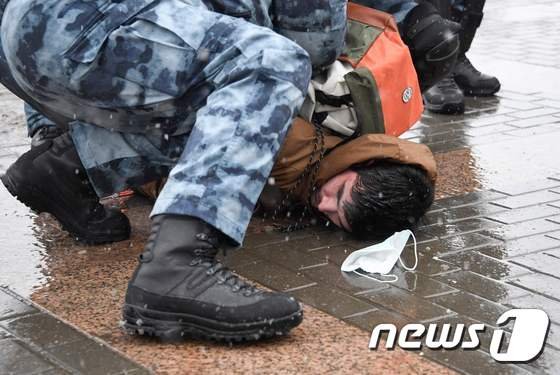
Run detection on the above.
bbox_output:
[271,0,347,69]
[351,0,418,23]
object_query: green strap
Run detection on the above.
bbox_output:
[344,67,385,135]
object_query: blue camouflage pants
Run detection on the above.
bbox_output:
[0,0,347,244]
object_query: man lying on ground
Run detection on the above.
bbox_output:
[0,0,434,343]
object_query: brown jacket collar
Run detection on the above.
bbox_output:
[270,118,437,202]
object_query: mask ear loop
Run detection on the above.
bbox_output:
[352,230,418,283]
[398,230,418,271]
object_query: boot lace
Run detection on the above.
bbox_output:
[437,76,460,90]
[458,56,481,76]
[191,234,260,296]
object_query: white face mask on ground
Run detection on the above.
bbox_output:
[341,229,418,283]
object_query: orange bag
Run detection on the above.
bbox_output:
[339,2,423,137]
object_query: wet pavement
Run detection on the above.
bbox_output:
[1,0,560,373]
[0,286,149,374]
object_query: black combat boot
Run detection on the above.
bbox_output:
[30,125,62,148]
[423,76,465,114]
[123,215,303,342]
[453,54,501,96]
[1,133,130,244]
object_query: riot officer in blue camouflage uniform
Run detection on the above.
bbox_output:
[0,0,346,341]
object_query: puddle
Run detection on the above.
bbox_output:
[0,184,49,296]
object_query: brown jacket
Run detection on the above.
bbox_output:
[269,118,437,202]
[138,118,437,202]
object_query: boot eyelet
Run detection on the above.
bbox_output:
[206,269,215,276]
[194,249,204,256]
[231,286,241,293]
[138,252,153,263]
[196,233,208,241]
[190,260,199,266]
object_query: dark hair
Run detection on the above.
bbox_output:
[343,161,435,240]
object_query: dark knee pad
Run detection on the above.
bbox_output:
[400,2,461,91]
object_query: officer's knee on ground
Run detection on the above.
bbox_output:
[400,2,461,91]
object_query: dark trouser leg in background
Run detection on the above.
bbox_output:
[419,0,465,114]
[452,0,501,96]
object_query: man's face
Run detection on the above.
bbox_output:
[311,170,358,231]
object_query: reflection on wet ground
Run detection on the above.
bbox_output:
[1,0,560,373]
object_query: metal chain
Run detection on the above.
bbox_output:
[271,121,327,233]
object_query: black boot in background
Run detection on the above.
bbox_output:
[454,54,500,96]
[123,215,303,342]
[1,133,131,244]
[423,76,465,114]
[452,0,501,96]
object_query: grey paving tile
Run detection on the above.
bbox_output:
[464,123,518,137]
[428,140,469,153]
[534,99,560,108]
[459,114,518,128]
[521,347,560,375]
[435,232,501,255]
[0,327,12,340]
[360,287,454,322]
[438,251,533,280]
[481,217,560,241]
[343,308,413,331]
[500,98,544,111]
[490,190,560,209]
[490,178,560,196]
[398,243,461,276]
[389,270,457,298]
[478,234,560,259]
[0,289,38,321]
[436,191,509,209]
[232,260,313,292]
[507,115,560,128]
[287,284,376,319]
[422,204,510,226]
[548,230,560,241]
[0,339,55,374]
[251,242,329,271]
[242,227,331,249]
[0,313,85,349]
[548,215,560,224]
[508,107,560,119]
[423,348,530,375]
[435,271,530,304]
[510,248,560,278]
[220,248,261,269]
[430,314,500,352]
[306,244,358,266]
[546,323,560,350]
[47,338,144,375]
[431,291,511,326]
[485,204,560,224]
[301,263,389,295]
[418,218,500,240]
[506,293,560,326]
[505,123,560,137]
[510,273,560,301]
